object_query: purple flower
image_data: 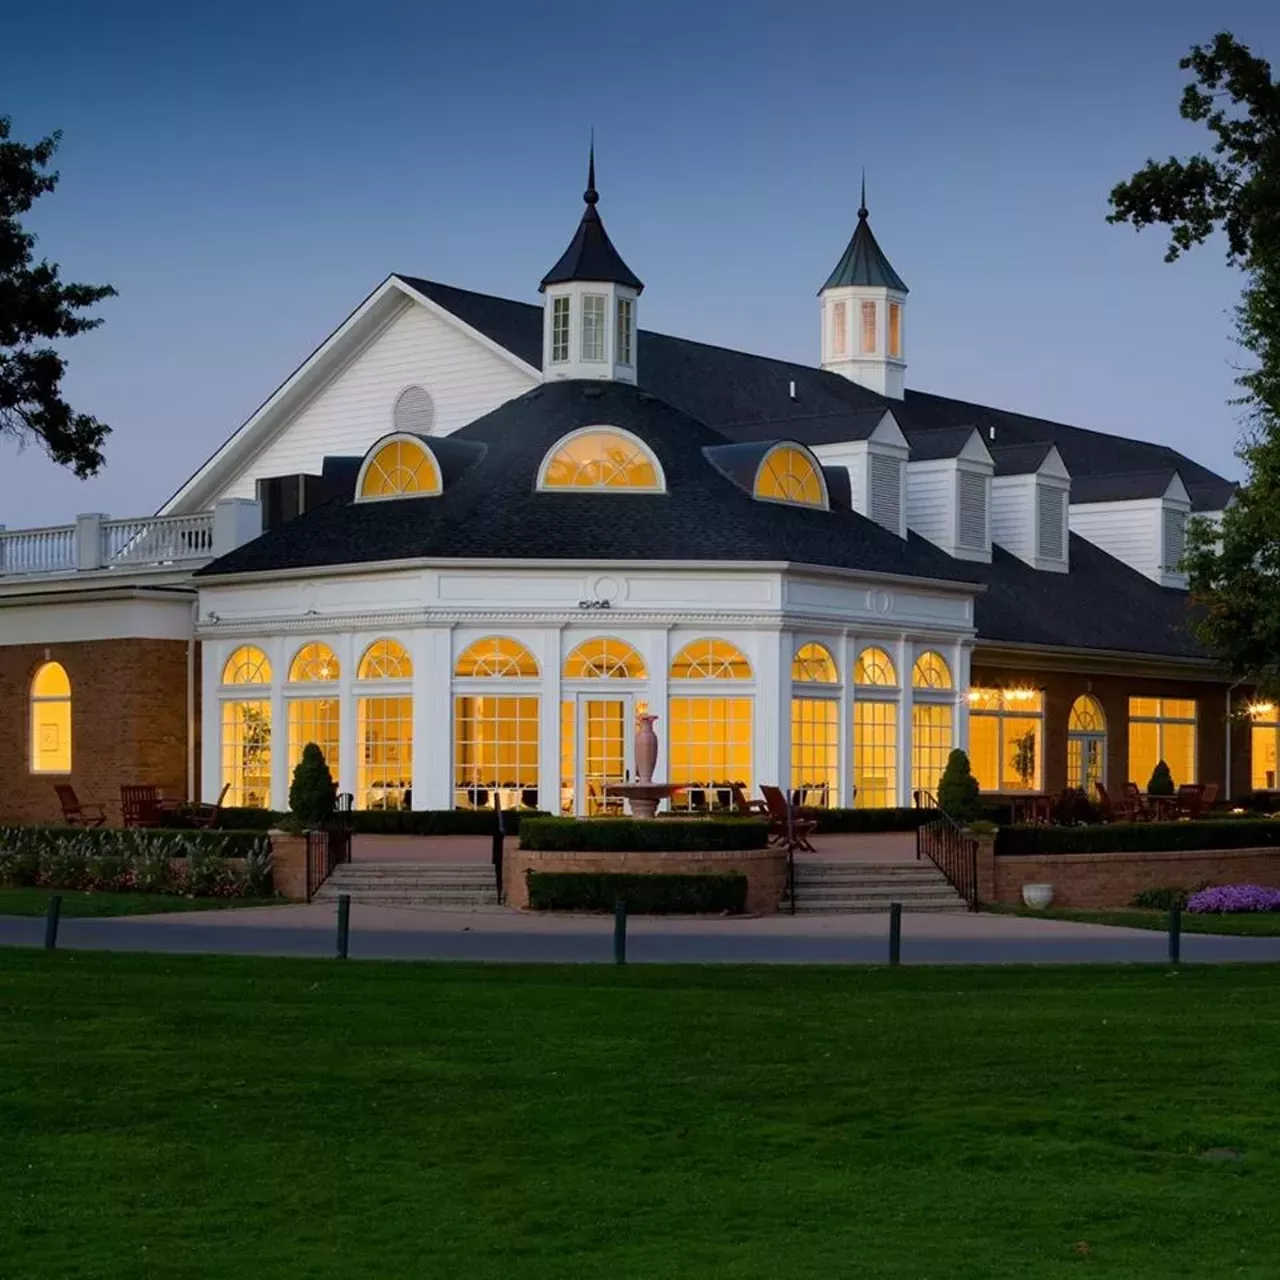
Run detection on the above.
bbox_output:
[1186,884,1280,914]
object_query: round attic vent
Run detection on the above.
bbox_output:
[393,384,435,435]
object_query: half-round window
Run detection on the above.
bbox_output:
[393,385,435,435]
[538,427,664,491]
[912,651,952,689]
[671,639,752,680]
[223,646,272,685]
[289,643,339,682]
[792,643,838,683]
[854,646,897,687]
[455,637,540,678]
[754,445,828,509]
[1069,694,1106,732]
[564,638,647,679]
[357,436,442,500]
[358,638,413,679]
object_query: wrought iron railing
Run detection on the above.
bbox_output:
[304,797,353,901]
[914,789,978,909]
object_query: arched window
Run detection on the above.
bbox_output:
[222,646,271,685]
[455,637,539,678]
[289,643,339,683]
[1068,694,1107,791]
[854,647,897,686]
[670,639,752,680]
[792,643,838,683]
[754,445,828,509]
[912,651,952,689]
[30,661,71,773]
[358,639,413,680]
[564,638,647,679]
[357,436,442,500]
[538,427,664,491]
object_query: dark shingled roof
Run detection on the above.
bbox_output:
[538,151,643,293]
[990,442,1058,476]
[820,194,909,293]
[902,426,983,461]
[1070,470,1183,504]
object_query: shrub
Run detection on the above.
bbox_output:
[937,749,982,824]
[215,807,285,831]
[519,816,768,852]
[1131,884,1194,910]
[802,807,933,834]
[352,808,547,836]
[289,743,336,825]
[1052,787,1102,827]
[526,871,748,914]
[1147,760,1175,796]
[1186,884,1280,914]
[995,820,1280,857]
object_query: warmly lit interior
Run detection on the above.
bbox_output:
[1067,694,1107,791]
[29,661,72,774]
[793,643,838,684]
[454,694,539,810]
[455,636,539,678]
[221,700,271,807]
[222,645,271,685]
[539,429,662,490]
[564,638,646,679]
[668,639,753,810]
[753,445,827,508]
[671,639,753,681]
[1251,704,1280,790]
[792,698,838,806]
[358,437,441,500]
[1128,697,1196,788]
[356,639,413,809]
[853,647,898,807]
[968,687,1044,793]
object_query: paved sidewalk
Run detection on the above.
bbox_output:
[4,901,1280,965]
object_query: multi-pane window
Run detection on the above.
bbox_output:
[854,647,896,687]
[854,701,897,808]
[582,294,606,362]
[792,643,838,684]
[455,636,539,678]
[911,651,951,689]
[911,704,952,797]
[1128,697,1196,788]
[30,661,72,774]
[754,446,826,508]
[888,301,902,359]
[615,296,634,366]
[453,695,540,810]
[357,638,412,810]
[860,301,877,354]
[358,439,441,500]
[221,700,271,809]
[287,642,340,784]
[668,695,753,808]
[1067,694,1107,792]
[1251,705,1280,790]
[551,296,571,363]
[564,638,647,679]
[671,639,752,680]
[222,646,271,685]
[831,301,848,357]
[540,429,662,490]
[792,698,838,808]
[968,688,1044,792]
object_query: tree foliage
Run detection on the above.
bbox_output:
[937,748,982,824]
[1108,33,1280,692]
[1,117,115,476]
[288,743,336,826]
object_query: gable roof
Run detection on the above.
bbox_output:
[1070,470,1188,505]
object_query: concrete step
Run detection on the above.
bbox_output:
[790,898,969,914]
[314,861,498,906]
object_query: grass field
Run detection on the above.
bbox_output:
[0,888,281,917]
[984,902,1280,936]
[3,954,1279,1278]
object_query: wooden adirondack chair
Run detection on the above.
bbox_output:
[54,784,106,827]
[186,782,230,829]
[760,784,818,852]
[120,784,164,829]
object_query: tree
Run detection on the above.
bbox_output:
[1,117,115,476]
[937,748,982,824]
[1108,33,1280,692]
[1147,759,1175,797]
[289,742,336,825]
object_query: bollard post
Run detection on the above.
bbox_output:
[1168,901,1182,966]
[614,898,627,966]
[44,894,62,951]
[889,901,902,966]
[491,791,505,904]
[336,893,351,960]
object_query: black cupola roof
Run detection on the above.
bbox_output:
[539,146,644,293]
[820,177,908,294]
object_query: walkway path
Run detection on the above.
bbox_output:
[4,901,1279,965]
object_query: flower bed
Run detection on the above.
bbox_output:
[519,816,768,853]
[0,827,273,899]
[1186,884,1280,914]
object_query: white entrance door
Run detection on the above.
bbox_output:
[1068,733,1106,792]
[570,694,635,816]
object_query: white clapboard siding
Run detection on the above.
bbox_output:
[905,461,952,546]
[212,300,537,502]
[1069,501,1159,577]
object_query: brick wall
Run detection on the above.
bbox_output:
[989,847,1280,908]
[505,847,788,913]
[0,638,191,826]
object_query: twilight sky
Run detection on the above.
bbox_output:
[3,0,1277,527]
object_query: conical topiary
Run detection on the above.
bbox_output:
[937,748,982,824]
[1147,759,1175,797]
[289,742,336,825]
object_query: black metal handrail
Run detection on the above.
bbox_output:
[914,790,978,909]
[492,791,505,904]
[305,818,352,902]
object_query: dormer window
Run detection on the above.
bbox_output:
[832,302,848,357]
[754,444,829,509]
[356,435,442,500]
[860,301,877,354]
[581,295,606,362]
[551,297,570,364]
[888,302,902,359]
[538,426,665,491]
[615,297,634,366]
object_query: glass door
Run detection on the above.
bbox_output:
[574,695,634,816]
[1068,733,1106,792]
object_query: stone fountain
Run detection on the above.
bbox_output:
[605,713,682,819]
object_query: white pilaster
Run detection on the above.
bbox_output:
[894,635,911,807]
[336,633,357,804]
[416,628,453,810]
[754,629,784,790]
[647,629,671,801]
[201,644,220,805]
[268,634,288,811]
[538,627,563,815]
[838,631,854,810]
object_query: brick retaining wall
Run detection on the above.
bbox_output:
[505,847,788,913]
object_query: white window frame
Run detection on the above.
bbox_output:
[551,296,571,364]
[581,294,607,363]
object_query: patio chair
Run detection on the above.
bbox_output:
[730,784,769,817]
[54,783,106,828]
[186,782,230,829]
[1123,781,1153,822]
[760,784,818,853]
[120,784,164,829]
[1175,783,1205,820]
[1093,781,1116,821]
[1200,782,1220,811]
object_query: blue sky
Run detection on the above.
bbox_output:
[4,0,1277,526]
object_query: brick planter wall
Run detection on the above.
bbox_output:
[991,847,1280,908]
[270,832,308,901]
[505,847,788,914]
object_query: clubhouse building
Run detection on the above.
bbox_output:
[0,157,1263,825]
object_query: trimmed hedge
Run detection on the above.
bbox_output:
[996,820,1280,857]
[520,816,768,852]
[526,871,748,914]
[216,807,284,831]
[351,809,548,836]
[803,807,933,834]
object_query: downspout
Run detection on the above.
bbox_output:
[1225,678,1246,800]
[187,598,198,802]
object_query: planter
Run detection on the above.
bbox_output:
[1022,882,1054,909]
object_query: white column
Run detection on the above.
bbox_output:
[201,641,221,805]
[268,635,289,811]
[538,627,563,814]
[753,629,785,790]
[648,629,671,797]
[895,634,912,807]
[838,631,854,809]
[416,628,453,810]
[337,633,357,804]
[955,640,972,756]
[74,513,106,570]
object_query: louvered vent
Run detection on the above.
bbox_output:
[1036,486,1065,561]
[1164,507,1187,570]
[957,471,988,550]
[393,384,435,435]
[869,453,902,533]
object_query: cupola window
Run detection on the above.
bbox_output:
[356,436,442,501]
[831,302,848,357]
[615,297,634,366]
[581,295,606,362]
[860,301,877,354]
[888,302,902,359]
[753,445,828,509]
[551,297,571,364]
[538,427,664,491]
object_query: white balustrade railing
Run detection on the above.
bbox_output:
[101,513,215,566]
[0,525,77,575]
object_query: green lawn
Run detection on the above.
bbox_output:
[984,902,1280,936]
[0,887,283,917]
[2,956,1279,1277]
